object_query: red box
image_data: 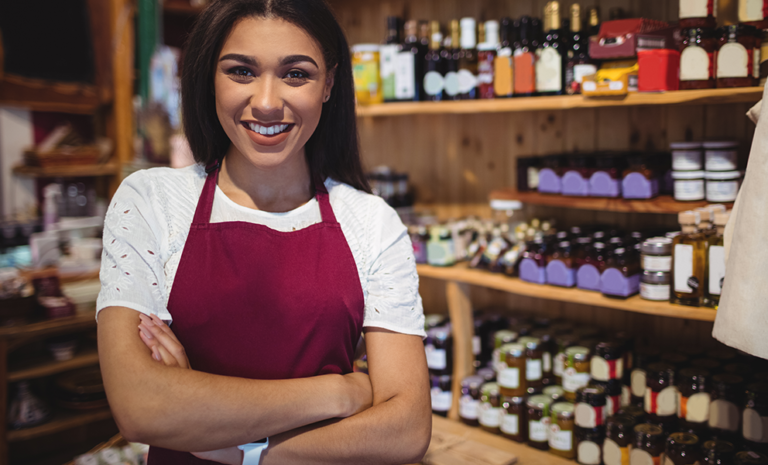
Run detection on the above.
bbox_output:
[638,49,680,92]
[589,18,671,60]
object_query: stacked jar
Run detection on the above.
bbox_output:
[426,326,453,417]
[670,142,706,202]
[704,141,742,203]
[640,237,673,302]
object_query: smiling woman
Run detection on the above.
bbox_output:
[95,1,431,465]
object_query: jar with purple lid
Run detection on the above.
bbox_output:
[600,247,641,298]
[577,242,608,292]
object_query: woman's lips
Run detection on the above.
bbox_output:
[242,122,294,147]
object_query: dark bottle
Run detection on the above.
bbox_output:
[565,3,597,95]
[514,16,538,96]
[587,6,601,38]
[395,20,426,102]
[537,1,566,95]
[444,19,462,101]
[458,17,479,99]
[494,17,515,98]
[423,20,445,101]
[666,432,701,465]
[381,16,402,102]
[477,20,499,99]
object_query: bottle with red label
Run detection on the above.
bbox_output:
[717,24,761,88]
[680,28,719,90]
[477,20,499,99]
[575,385,607,429]
[679,0,717,28]
[677,368,711,436]
[645,362,678,430]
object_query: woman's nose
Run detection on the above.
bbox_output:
[249,75,283,116]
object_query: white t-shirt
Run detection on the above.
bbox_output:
[96,163,426,338]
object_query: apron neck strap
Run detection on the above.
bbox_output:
[192,166,338,225]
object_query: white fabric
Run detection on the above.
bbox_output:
[96,163,426,338]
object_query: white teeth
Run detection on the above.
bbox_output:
[268,126,275,135]
[259,126,268,135]
[247,122,289,135]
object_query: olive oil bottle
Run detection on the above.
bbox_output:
[706,211,730,309]
[671,211,708,307]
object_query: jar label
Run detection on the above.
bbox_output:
[423,71,445,97]
[472,336,481,356]
[526,358,543,381]
[480,403,503,427]
[501,413,519,435]
[674,179,706,201]
[643,255,673,272]
[574,64,598,84]
[379,44,399,100]
[459,396,480,420]
[674,244,696,293]
[444,71,461,97]
[681,45,712,81]
[640,283,671,301]
[493,54,514,97]
[743,408,768,442]
[499,367,521,389]
[549,424,573,451]
[578,441,602,465]
[709,399,740,431]
[645,386,678,416]
[591,356,624,381]
[602,438,626,465]
[740,0,766,22]
[427,239,455,266]
[707,180,739,203]
[630,448,657,465]
[631,369,647,398]
[564,367,591,393]
[529,418,550,442]
[425,345,447,370]
[680,0,715,18]
[680,392,711,423]
[705,150,738,171]
[607,395,621,416]
[535,47,563,92]
[431,387,452,412]
[672,150,704,171]
[622,385,632,408]
[394,52,416,100]
[718,42,750,79]
[663,456,675,465]
[543,352,552,373]
[709,246,726,296]
[554,352,566,377]
[457,69,478,94]
[478,58,494,84]
[576,402,605,428]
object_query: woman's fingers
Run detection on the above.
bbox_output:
[138,330,163,362]
[138,321,191,369]
[147,313,182,344]
[155,340,181,367]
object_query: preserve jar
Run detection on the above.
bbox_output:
[706,171,741,203]
[632,348,661,405]
[604,414,636,465]
[709,374,745,439]
[576,426,605,465]
[554,334,580,385]
[666,432,702,465]
[631,423,665,465]
[576,385,608,429]
[550,402,576,459]
[645,362,678,420]
[501,395,527,442]
[641,271,672,302]
[704,141,739,171]
[492,330,518,373]
[592,341,625,382]
[519,336,544,393]
[622,155,659,200]
[744,382,768,447]
[564,346,592,401]
[425,327,453,377]
[459,375,484,426]
[680,28,718,89]
[679,1,717,29]
[593,379,624,416]
[544,385,566,403]
[499,343,527,397]
[672,170,706,201]
[717,24,760,88]
[479,382,504,434]
[677,368,711,434]
[430,374,453,417]
[702,439,736,465]
[527,394,553,450]
[641,237,673,272]
[531,328,557,384]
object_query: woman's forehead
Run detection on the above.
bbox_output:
[220,17,325,68]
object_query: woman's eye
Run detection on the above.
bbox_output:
[226,67,254,81]
[286,70,309,81]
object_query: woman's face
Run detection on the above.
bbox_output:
[214,17,333,170]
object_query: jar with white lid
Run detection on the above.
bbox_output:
[641,237,673,272]
[640,271,672,301]
[670,142,703,171]
[672,170,706,201]
[703,141,738,171]
[705,171,741,202]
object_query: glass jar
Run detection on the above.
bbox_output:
[717,24,760,88]
[492,330,518,373]
[576,426,605,465]
[744,382,768,447]
[576,385,607,429]
[544,385,566,403]
[706,171,741,203]
[641,237,673,272]
[590,154,625,198]
[641,271,672,302]
[592,341,625,382]
[671,142,705,171]
[672,170,706,201]
[603,247,642,298]
[564,346,592,401]
[604,414,636,465]
[409,225,429,264]
[677,368,711,434]
[550,402,576,459]
[680,28,718,89]
[479,382,504,434]
[426,225,456,266]
[430,374,453,417]
[735,451,768,465]
[704,141,739,171]
[547,240,577,288]
[351,44,383,105]
[425,327,452,377]
[666,432,702,465]
[623,155,659,200]
[679,2,717,29]
[645,362,678,423]
[709,374,745,438]
[632,348,661,406]
[593,379,623,416]
[519,336,544,394]
[499,343,527,397]
[702,439,735,465]
[520,238,548,284]
[501,395,527,442]
[554,334,579,385]
[631,424,665,465]
[527,394,553,450]
[459,375,485,426]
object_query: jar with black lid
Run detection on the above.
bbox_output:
[735,451,768,465]
[666,432,701,465]
[593,341,625,382]
[519,336,544,394]
[603,414,636,465]
[426,327,453,377]
[620,405,648,424]
[550,402,576,459]
[501,396,527,442]
[702,439,735,465]
[459,375,484,426]
[576,385,607,429]
[709,374,745,439]
[645,362,678,420]
[576,426,605,465]
[431,374,453,417]
[680,27,719,90]
[499,343,527,397]
[717,24,760,88]
[744,382,768,449]
[527,394,553,450]
[632,347,662,406]
[631,423,665,465]
[593,379,623,416]
[677,368,711,434]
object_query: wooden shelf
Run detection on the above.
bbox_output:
[418,262,716,322]
[7,408,112,443]
[491,189,733,214]
[0,313,96,340]
[356,87,763,117]
[12,163,120,178]
[0,75,103,115]
[8,348,99,383]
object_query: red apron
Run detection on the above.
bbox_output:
[147,166,365,464]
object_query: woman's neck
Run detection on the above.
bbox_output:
[216,147,314,213]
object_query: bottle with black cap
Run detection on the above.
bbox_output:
[444,20,462,101]
[494,17,515,98]
[536,1,566,95]
[423,21,445,101]
[513,16,538,96]
[457,17,479,99]
[380,16,402,102]
[565,3,597,94]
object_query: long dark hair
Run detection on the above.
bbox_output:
[181,0,370,193]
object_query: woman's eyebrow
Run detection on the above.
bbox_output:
[219,53,258,66]
[281,55,318,67]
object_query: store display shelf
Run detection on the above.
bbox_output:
[417,263,716,322]
[0,313,96,340]
[13,163,120,178]
[8,348,99,383]
[490,189,732,214]
[7,408,112,443]
[0,75,103,115]
[356,87,762,117]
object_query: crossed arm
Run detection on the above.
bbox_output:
[98,306,431,464]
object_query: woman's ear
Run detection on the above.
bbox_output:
[324,65,337,101]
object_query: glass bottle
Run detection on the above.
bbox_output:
[537,1,566,95]
[458,17,479,99]
[394,20,421,101]
[380,16,402,102]
[423,20,445,101]
[514,16,538,96]
[444,20,462,101]
[671,211,708,307]
[565,3,597,95]
[706,211,729,309]
[587,6,601,37]
[494,17,515,98]
[477,20,499,99]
